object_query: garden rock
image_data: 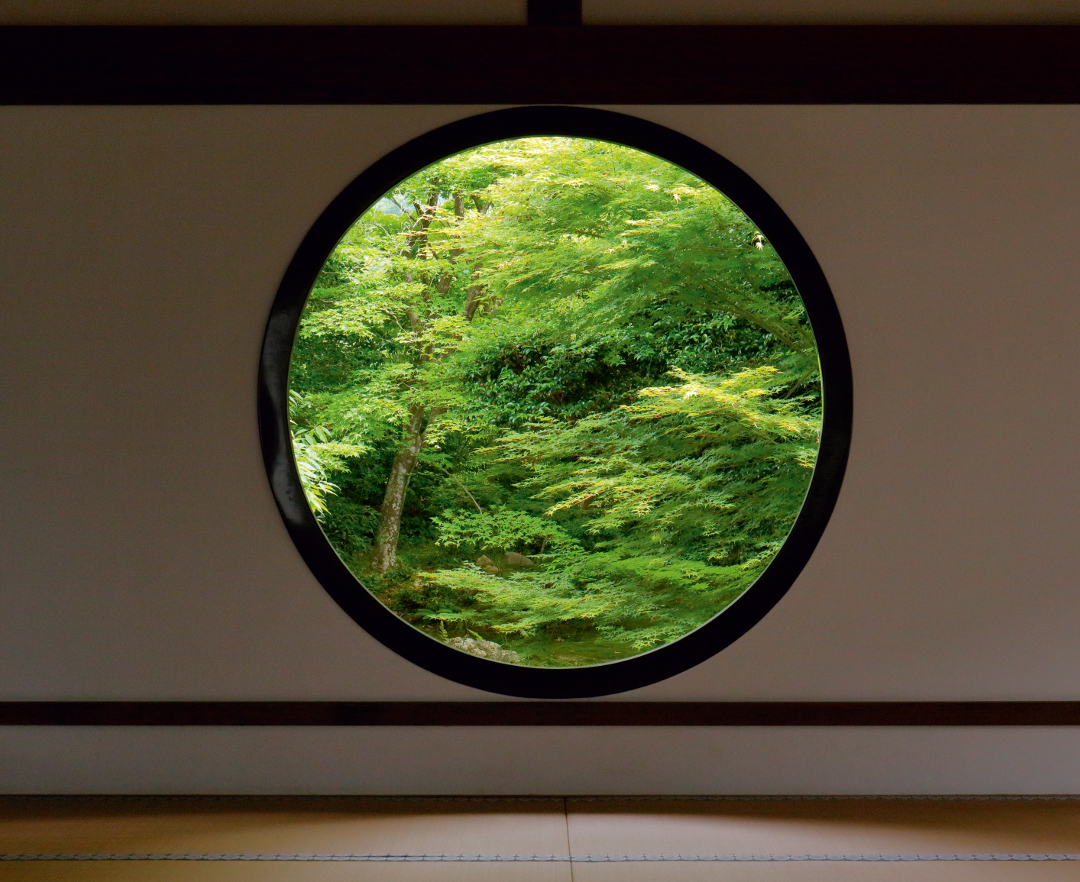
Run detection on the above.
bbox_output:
[503,551,535,568]
[476,555,501,574]
[446,637,521,664]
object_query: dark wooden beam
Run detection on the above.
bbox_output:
[1,25,1078,104]
[528,0,582,26]
[3,702,1080,726]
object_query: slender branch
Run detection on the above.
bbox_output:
[428,463,484,514]
[390,195,414,219]
[382,308,407,332]
[720,299,800,351]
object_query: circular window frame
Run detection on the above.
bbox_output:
[259,106,851,698]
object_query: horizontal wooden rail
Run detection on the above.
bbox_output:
[2,702,1080,726]
[1,25,1079,104]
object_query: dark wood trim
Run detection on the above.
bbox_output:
[528,0,582,26]
[3,702,1080,726]
[1,25,1079,104]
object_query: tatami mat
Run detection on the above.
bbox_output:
[566,798,1080,856]
[4,797,1080,880]
[0,864,569,881]
[0,797,567,856]
[571,864,1080,881]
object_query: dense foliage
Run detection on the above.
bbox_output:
[288,137,821,666]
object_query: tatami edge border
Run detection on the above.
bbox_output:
[3,702,1080,726]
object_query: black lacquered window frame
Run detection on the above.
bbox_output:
[259,105,851,698]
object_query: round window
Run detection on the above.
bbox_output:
[260,107,850,698]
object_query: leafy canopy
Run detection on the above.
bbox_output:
[289,137,821,666]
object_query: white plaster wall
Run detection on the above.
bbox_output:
[4,728,1080,795]
[2,105,1080,791]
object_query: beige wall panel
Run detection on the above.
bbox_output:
[4,106,1080,706]
[3,104,1080,791]
[2,727,1080,794]
[2,104,1080,703]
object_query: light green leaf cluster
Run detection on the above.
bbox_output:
[432,508,580,557]
[288,136,823,665]
[414,368,818,651]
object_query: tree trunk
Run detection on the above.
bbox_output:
[370,405,428,573]
[369,190,485,574]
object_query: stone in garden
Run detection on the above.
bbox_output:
[446,636,521,664]
[476,555,501,574]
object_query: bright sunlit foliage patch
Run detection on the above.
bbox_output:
[288,137,822,667]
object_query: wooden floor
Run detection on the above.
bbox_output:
[1,796,1080,879]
